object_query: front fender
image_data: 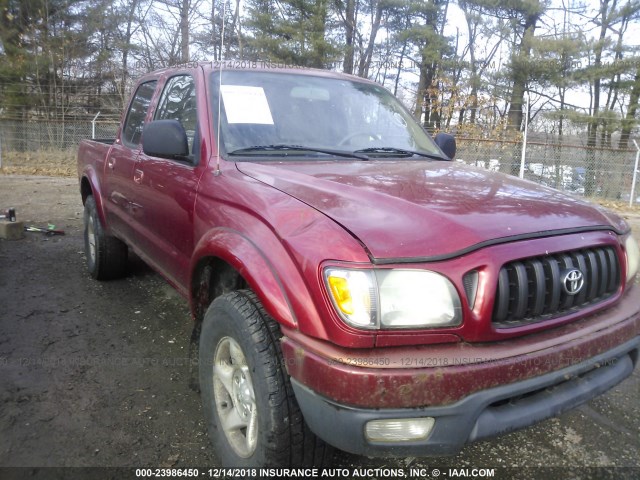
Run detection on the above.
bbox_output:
[190,227,298,329]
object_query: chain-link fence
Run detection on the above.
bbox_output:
[456,138,639,204]
[0,119,120,175]
[0,119,120,151]
[1,119,639,205]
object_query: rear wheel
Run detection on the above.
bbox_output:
[83,196,128,280]
[199,290,331,467]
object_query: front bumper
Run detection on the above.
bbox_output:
[281,289,640,456]
[291,336,639,456]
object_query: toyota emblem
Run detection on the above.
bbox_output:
[562,269,584,295]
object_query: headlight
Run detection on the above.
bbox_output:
[377,270,462,327]
[626,235,640,284]
[324,268,462,329]
[325,269,377,328]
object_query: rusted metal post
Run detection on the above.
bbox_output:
[630,140,639,208]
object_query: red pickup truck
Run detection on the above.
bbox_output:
[77,64,640,467]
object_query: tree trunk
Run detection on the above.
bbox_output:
[393,35,408,96]
[343,0,355,74]
[619,66,640,149]
[229,0,243,57]
[180,0,190,63]
[503,11,538,176]
[121,0,139,105]
[585,0,609,197]
[357,2,383,77]
[211,0,217,60]
[421,60,437,132]
[414,61,427,122]
[462,4,478,124]
[506,13,538,134]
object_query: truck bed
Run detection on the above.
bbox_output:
[76,138,114,189]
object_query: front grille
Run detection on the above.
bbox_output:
[493,246,620,327]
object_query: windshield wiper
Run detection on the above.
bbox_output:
[354,147,448,161]
[228,144,370,160]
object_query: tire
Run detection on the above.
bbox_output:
[199,290,331,467]
[83,196,128,280]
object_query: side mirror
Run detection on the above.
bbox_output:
[434,132,456,160]
[142,120,189,159]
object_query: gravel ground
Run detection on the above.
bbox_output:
[0,175,638,478]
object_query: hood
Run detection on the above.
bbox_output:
[236,160,628,261]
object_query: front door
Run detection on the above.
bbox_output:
[131,74,202,291]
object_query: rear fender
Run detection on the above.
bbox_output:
[80,167,108,230]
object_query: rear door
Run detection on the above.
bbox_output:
[131,74,202,290]
[103,80,157,242]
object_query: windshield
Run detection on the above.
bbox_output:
[210,70,443,159]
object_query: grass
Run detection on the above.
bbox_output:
[0,148,77,177]
[597,200,640,215]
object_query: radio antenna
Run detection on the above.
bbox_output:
[214,0,226,176]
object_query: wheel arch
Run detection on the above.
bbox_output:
[80,169,108,228]
[189,228,298,331]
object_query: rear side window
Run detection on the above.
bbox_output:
[122,81,157,148]
[155,75,197,158]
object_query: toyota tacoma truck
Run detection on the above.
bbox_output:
[77,64,640,467]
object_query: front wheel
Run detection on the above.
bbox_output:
[199,290,331,467]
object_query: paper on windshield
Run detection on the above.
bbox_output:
[221,85,274,124]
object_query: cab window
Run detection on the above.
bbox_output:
[122,81,157,148]
[155,75,198,161]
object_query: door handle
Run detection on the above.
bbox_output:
[107,158,115,169]
[133,169,144,184]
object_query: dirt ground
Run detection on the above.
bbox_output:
[0,175,639,475]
